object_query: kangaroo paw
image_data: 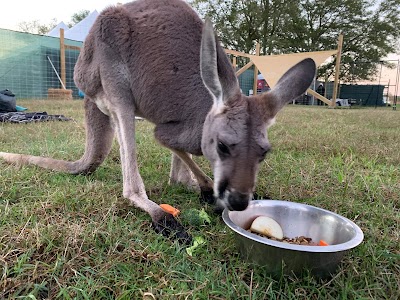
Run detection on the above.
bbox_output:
[199,188,215,205]
[213,205,224,215]
[152,213,192,245]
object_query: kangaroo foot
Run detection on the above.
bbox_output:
[152,213,192,245]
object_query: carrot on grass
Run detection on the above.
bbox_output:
[160,204,180,217]
[319,239,329,246]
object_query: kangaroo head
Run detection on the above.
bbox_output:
[200,19,316,211]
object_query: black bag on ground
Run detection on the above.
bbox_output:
[0,89,17,112]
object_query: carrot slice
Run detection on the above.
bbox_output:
[319,239,329,246]
[160,204,180,217]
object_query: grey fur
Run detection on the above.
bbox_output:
[0,0,316,240]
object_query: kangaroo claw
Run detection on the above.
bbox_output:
[152,213,192,245]
[199,188,215,205]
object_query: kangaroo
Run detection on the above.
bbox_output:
[0,0,316,243]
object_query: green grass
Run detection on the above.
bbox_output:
[1,100,399,299]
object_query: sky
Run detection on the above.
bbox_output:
[1,0,399,95]
[0,0,129,31]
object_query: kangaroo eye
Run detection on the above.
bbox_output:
[217,141,230,156]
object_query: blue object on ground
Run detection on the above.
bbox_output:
[16,105,28,111]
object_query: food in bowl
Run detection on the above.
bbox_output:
[249,216,284,239]
[222,200,364,277]
[249,215,329,246]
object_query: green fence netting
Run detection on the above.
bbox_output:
[238,68,254,96]
[0,28,82,99]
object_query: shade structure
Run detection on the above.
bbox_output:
[250,50,337,88]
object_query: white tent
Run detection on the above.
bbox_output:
[46,10,99,42]
[46,21,69,38]
[64,10,99,41]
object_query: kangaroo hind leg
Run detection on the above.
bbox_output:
[169,153,200,191]
[0,97,114,175]
[68,97,115,174]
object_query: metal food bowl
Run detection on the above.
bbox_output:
[222,200,364,277]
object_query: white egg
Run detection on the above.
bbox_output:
[250,216,284,240]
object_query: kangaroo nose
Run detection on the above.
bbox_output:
[228,191,250,211]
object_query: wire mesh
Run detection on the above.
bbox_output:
[238,68,254,96]
[0,28,82,99]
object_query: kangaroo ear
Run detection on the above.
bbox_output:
[200,18,240,107]
[264,58,316,117]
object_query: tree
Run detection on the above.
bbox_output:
[18,19,58,35]
[190,0,299,55]
[283,0,400,82]
[189,0,400,82]
[68,10,90,27]
[17,9,90,35]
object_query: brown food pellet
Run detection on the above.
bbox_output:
[248,230,318,246]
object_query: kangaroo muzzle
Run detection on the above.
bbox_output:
[227,190,251,211]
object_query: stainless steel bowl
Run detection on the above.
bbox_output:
[222,200,364,277]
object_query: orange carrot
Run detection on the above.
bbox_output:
[319,239,329,246]
[160,204,180,217]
